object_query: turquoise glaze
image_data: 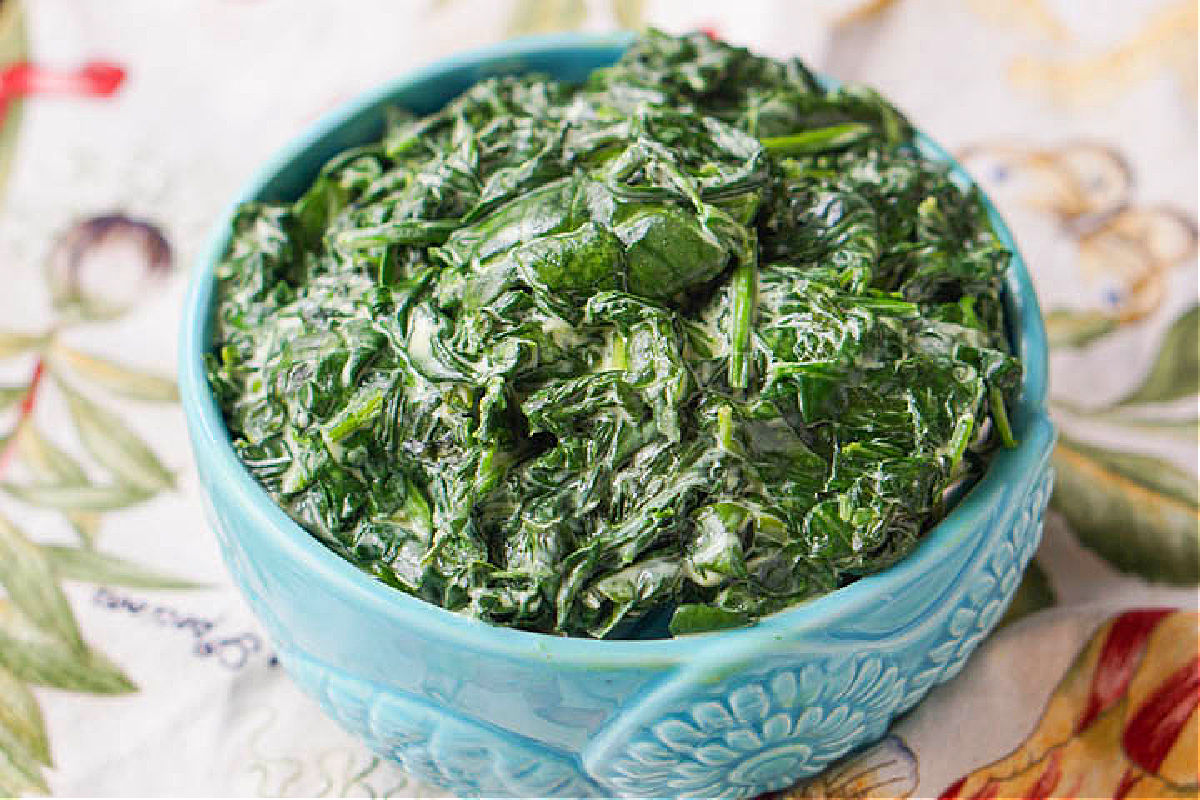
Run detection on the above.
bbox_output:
[180,34,1055,799]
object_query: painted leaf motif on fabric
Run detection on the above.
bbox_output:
[61,384,173,491]
[507,0,587,35]
[1,481,153,511]
[0,741,48,798]
[0,665,49,766]
[1112,305,1199,408]
[1058,436,1197,508]
[15,424,88,485]
[1051,437,1198,584]
[611,0,647,30]
[1043,309,1118,348]
[42,545,203,589]
[0,330,41,360]
[15,426,103,544]
[1058,407,1199,439]
[0,385,23,412]
[0,600,135,694]
[52,344,179,403]
[0,668,50,796]
[0,513,83,649]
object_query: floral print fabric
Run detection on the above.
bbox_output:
[0,0,1194,796]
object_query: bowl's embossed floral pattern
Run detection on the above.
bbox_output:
[898,468,1054,711]
[582,460,1053,798]
[281,650,605,798]
[594,657,905,798]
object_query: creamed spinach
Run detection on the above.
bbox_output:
[208,31,1021,638]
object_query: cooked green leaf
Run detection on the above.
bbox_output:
[761,122,874,155]
[1051,436,1198,583]
[669,604,750,635]
[1111,304,1199,408]
[60,384,173,491]
[41,545,204,589]
[208,31,1021,637]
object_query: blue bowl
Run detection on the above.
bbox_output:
[180,33,1055,799]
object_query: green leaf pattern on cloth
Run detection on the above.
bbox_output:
[0,514,84,650]
[60,383,174,492]
[0,8,191,785]
[1051,436,1198,584]
[1110,305,1199,408]
[0,0,1196,797]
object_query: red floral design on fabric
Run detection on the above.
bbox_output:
[0,60,126,125]
[939,609,1198,799]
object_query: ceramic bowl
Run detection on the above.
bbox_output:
[179,33,1056,799]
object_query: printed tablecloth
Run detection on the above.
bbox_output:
[0,1,1195,796]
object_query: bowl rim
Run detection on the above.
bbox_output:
[179,31,1052,666]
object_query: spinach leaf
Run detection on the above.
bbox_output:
[208,31,1020,638]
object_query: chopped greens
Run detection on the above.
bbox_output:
[207,31,1021,638]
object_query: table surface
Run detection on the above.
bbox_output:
[0,1,1195,796]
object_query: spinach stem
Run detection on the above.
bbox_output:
[990,385,1018,448]
[717,405,736,452]
[474,444,512,497]
[610,332,628,371]
[728,251,757,390]
[760,122,872,156]
[321,387,383,445]
[946,414,974,475]
[336,218,459,249]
